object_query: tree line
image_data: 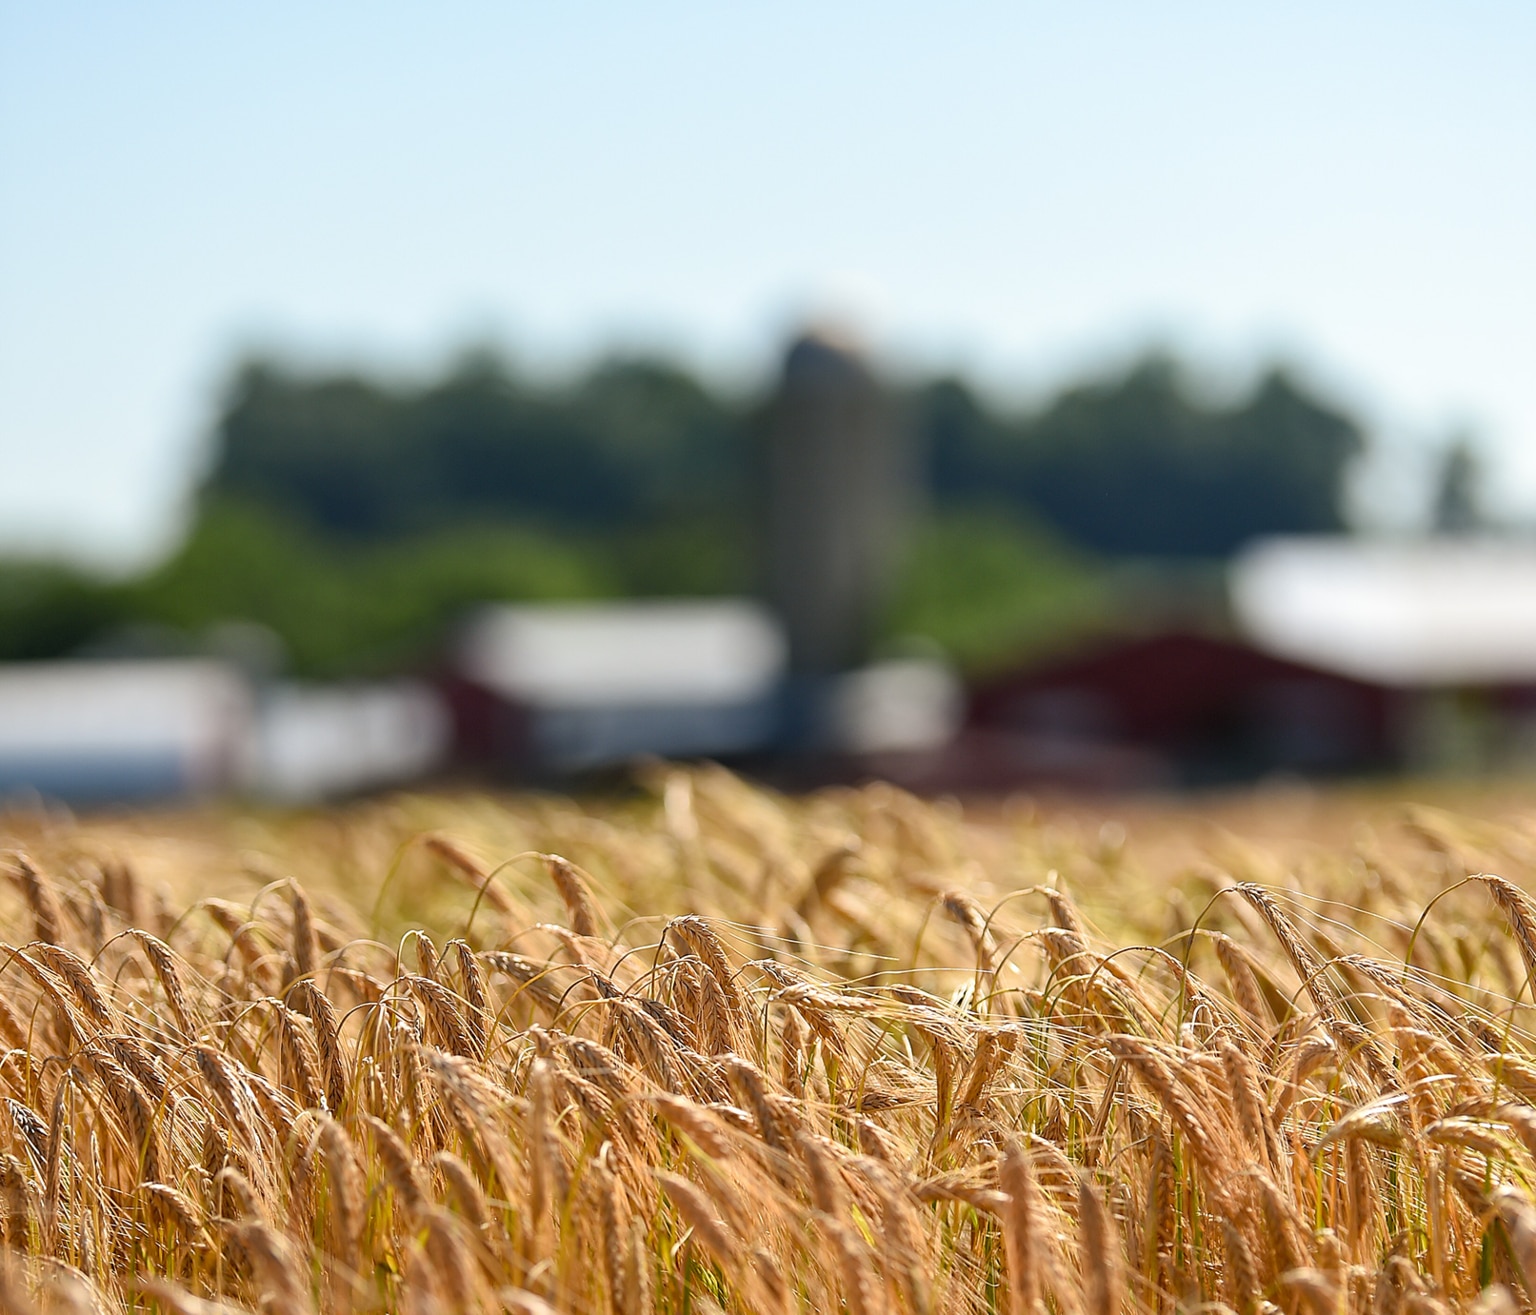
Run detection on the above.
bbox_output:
[0,346,1366,675]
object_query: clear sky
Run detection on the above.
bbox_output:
[2,3,1532,566]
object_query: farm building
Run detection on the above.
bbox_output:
[0,659,253,802]
[961,632,1400,790]
[443,599,789,773]
[948,536,1536,790]
[249,680,450,801]
[442,598,964,776]
[0,658,450,806]
[1231,535,1536,687]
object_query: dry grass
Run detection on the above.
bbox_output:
[3,768,1536,1313]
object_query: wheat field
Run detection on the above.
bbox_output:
[4,768,1536,1315]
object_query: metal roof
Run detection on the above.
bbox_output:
[456,599,787,708]
[1231,536,1536,687]
[0,658,253,799]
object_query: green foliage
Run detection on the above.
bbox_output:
[0,562,131,662]
[883,510,1114,671]
[209,353,743,539]
[917,357,1364,556]
[602,514,752,598]
[129,500,615,675]
[209,348,1364,565]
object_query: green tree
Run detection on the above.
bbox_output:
[129,500,615,676]
[883,509,1112,671]
[204,353,746,540]
[0,562,131,662]
[917,358,1364,557]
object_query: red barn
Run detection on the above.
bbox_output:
[960,632,1401,790]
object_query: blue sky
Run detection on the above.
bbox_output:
[2,3,1532,565]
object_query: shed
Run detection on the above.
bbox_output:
[445,599,788,772]
[0,659,253,803]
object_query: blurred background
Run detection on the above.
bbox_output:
[2,3,1534,803]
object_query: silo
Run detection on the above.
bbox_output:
[758,330,910,746]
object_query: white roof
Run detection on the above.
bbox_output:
[252,681,449,801]
[1231,536,1536,687]
[0,658,254,798]
[457,599,787,707]
[0,658,251,756]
